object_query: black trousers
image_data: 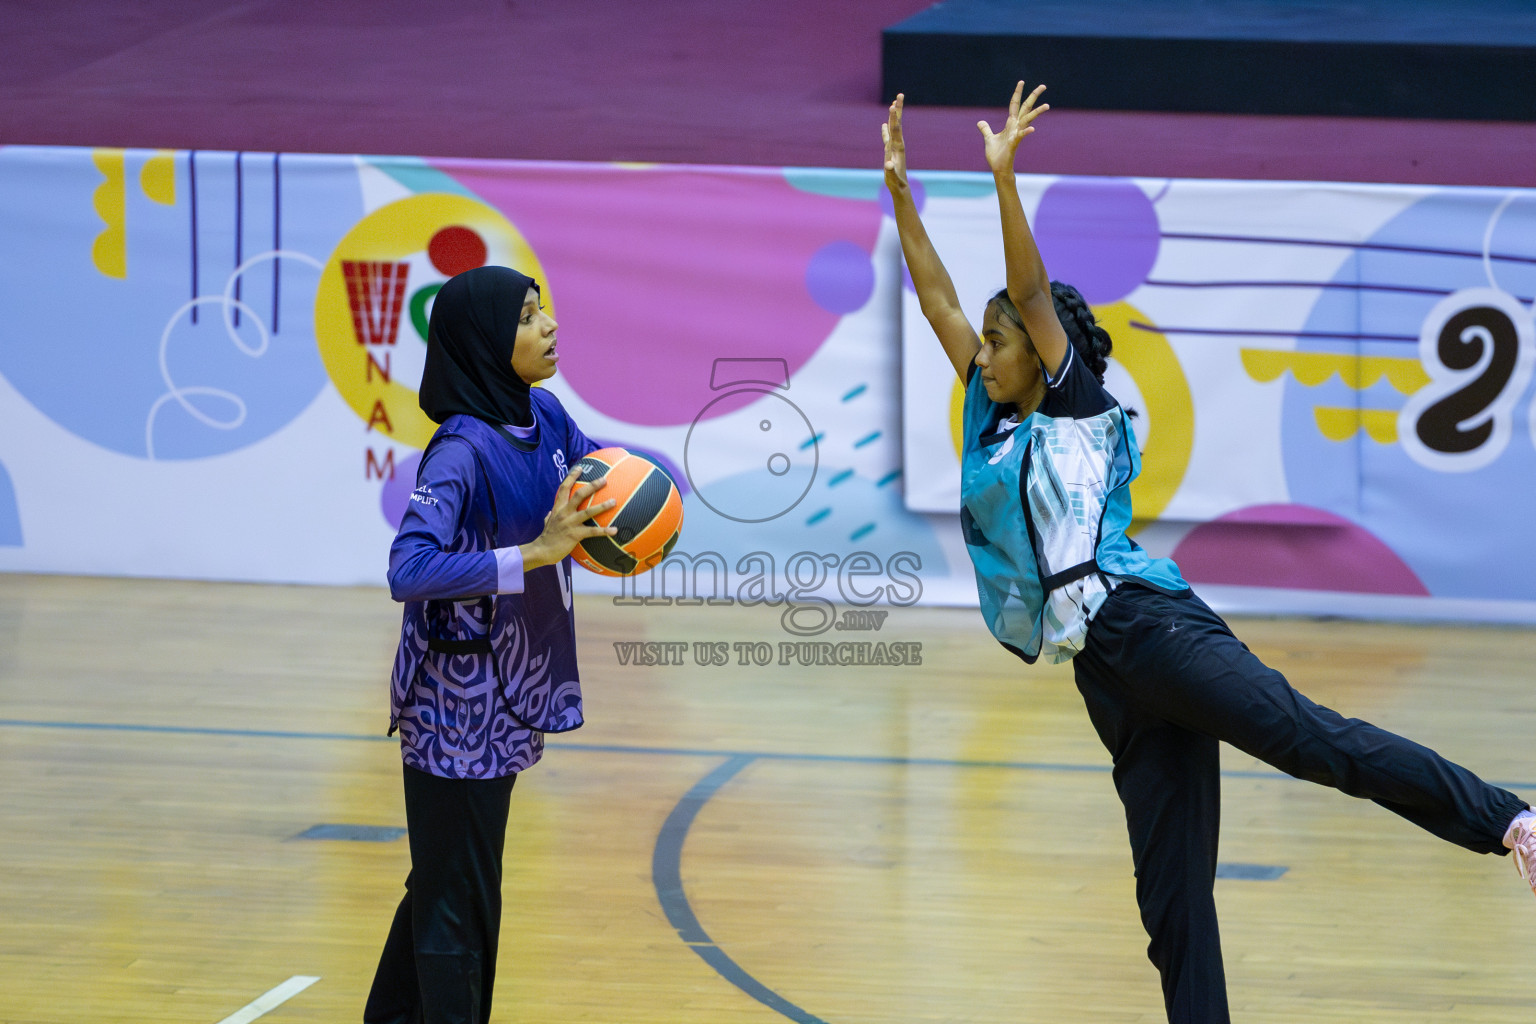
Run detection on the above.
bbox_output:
[1073,584,1525,1024]
[364,764,518,1024]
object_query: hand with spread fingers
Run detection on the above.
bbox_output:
[978,81,1049,176]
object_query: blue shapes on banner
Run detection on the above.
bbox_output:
[804,240,875,314]
[674,464,946,585]
[0,460,21,546]
[1283,189,1536,600]
[782,167,884,202]
[365,157,480,200]
[0,147,362,460]
[380,449,423,531]
[909,172,997,201]
[1034,178,1160,305]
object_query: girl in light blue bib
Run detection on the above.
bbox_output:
[884,81,1534,1024]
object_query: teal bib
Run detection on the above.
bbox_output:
[959,354,1187,664]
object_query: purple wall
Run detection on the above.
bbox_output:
[4,1,1536,186]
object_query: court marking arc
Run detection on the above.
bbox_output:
[651,753,828,1024]
[6,718,1534,1024]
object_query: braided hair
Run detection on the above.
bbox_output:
[984,282,1112,383]
[1048,282,1114,382]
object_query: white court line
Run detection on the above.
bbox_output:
[214,975,320,1024]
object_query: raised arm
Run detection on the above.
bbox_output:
[979,82,1069,377]
[883,94,980,382]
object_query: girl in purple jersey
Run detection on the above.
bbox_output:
[365,265,615,1024]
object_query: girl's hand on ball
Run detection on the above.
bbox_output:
[522,470,617,570]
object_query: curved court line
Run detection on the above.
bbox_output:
[651,754,830,1024]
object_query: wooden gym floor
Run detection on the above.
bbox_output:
[0,573,1532,1023]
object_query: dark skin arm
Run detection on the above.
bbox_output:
[979,81,1069,377]
[883,93,981,382]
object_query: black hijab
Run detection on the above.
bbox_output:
[418,265,537,427]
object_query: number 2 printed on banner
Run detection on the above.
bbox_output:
[1398,288,1536,473]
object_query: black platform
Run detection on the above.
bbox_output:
[883,0,1536,120]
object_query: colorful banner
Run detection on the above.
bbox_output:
[1,145,1533,622]
[902,173,1536,618]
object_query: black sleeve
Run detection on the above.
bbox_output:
[1038,343,1115,420]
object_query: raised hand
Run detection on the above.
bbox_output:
[882,93,910,194]
[978,81,1049,175]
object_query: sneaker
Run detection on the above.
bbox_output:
[1507,810,1536,899]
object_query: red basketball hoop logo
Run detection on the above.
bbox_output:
[341,260,411,348]
[315,193,548,450]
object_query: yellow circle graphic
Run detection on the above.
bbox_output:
[315,193,549,450]
[1095,301,1192,526]
[948,370,967,462]
[946,301,1192,530]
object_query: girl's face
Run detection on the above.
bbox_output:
[510,285,559,383]
[975,301,1043,410]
